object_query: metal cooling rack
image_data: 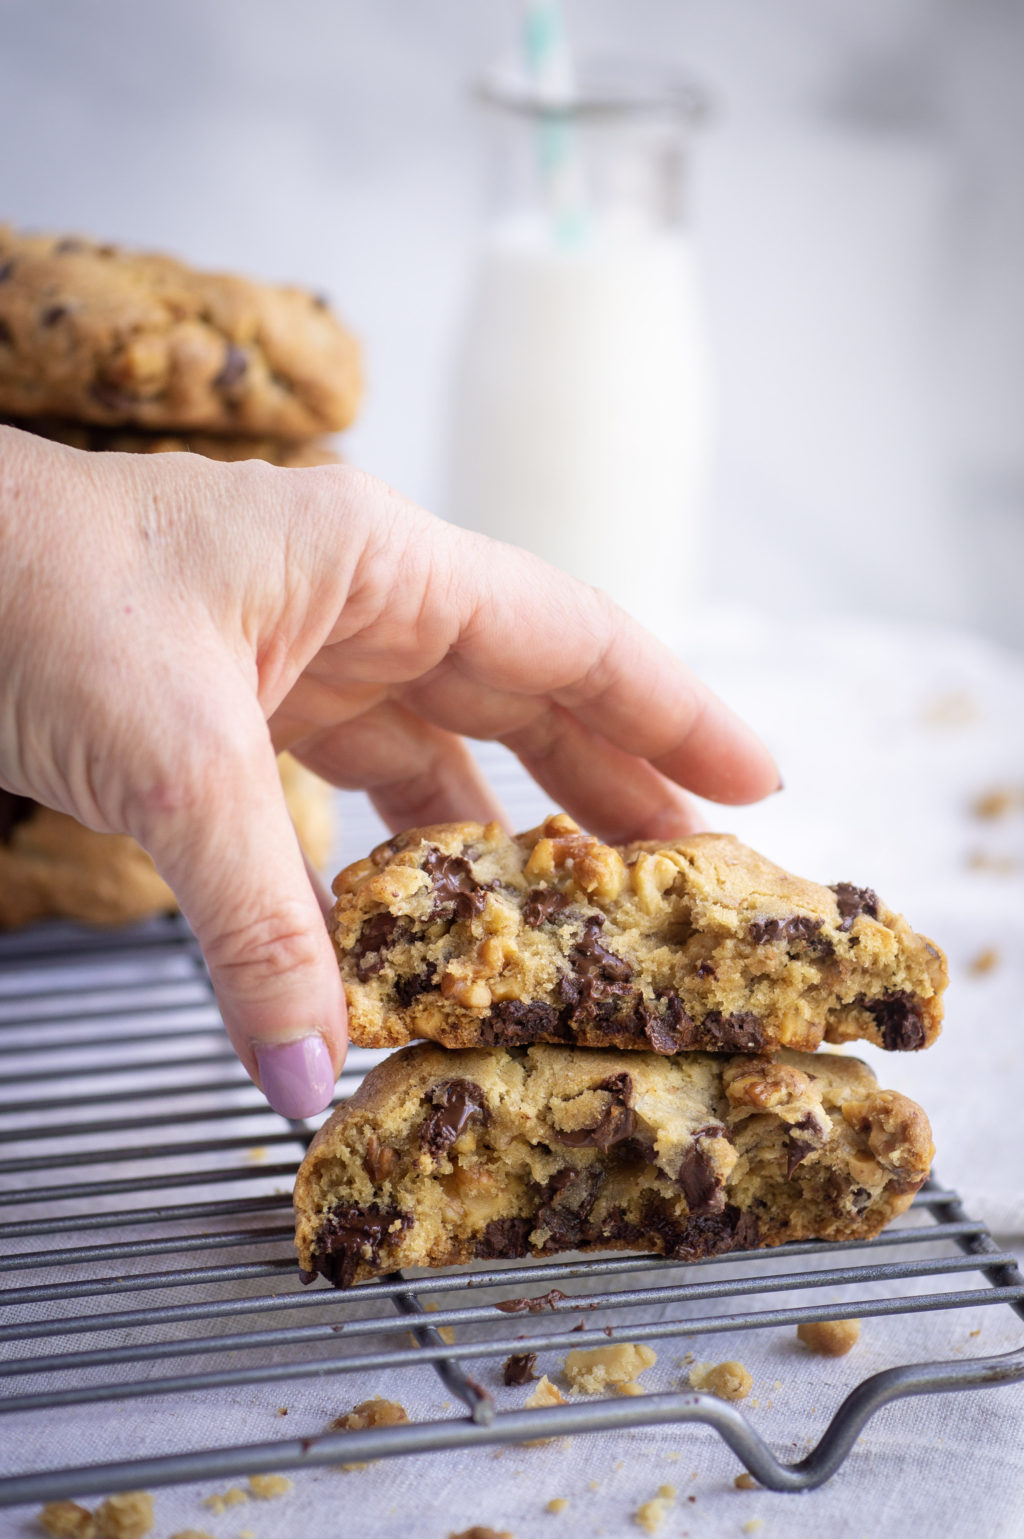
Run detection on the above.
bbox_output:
[1,913,1022,1508]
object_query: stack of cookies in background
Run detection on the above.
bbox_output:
[0,223,362,928]
[295,815,947,1287]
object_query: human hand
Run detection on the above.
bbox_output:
[0,426,779,1116]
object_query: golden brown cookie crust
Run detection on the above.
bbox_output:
[0,227,361,438]
[330,816,947,1056]
[293,1042,933,1286]
[3,416,341,465]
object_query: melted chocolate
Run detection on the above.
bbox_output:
[555,1073,636,1152]
[502,1351,538,1385]
[353,912,403,980]
[678,1129,728,1216]
[522,886,571,928]
[420,1078,487,1157]
[861,989,928,1050]
[749,914,830,951]
[695,1010,765,1052]
[495,1289,568,1314]
[475,1216,532,1259]
[421,846,493,922]
[308,1203,411,1288]
[831,882,880,932]
[393,964,437,1006]
[481,999,564,1044]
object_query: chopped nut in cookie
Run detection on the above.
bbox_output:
[797,1318,861,1356]
[93,1492,154,1539]
[688,1360,752,1400]
[564,1342,656,1393]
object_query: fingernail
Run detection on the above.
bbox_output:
[255,1035,335,1119]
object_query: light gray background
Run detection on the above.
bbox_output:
[1,0,1022,644]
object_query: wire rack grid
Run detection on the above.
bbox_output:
[1,913,1022,1509]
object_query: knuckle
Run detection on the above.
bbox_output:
[205,898,325,998]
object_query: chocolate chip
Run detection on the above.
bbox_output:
[88,379,132,412]
[749,914,828,948]
[362,1130,397,1185]
[0,789,36,845]
[214,343,248,389]
[353,912,403,980]
[696,1010,765,1052]
[41,304,68,327]
[421,845,492,921]
[482,998,563,1044]
[522,886,571,927]
[860,989,927,1050]
[831,882,880,932]
[678,1131,727,1216]
[786,1112,825,1178]
[534,1166,606,1250]
[0,259,13,282]
[572,916,634,983]
[696,960,716,979]
[420,1078,487,1157]
[309,1203,411,1288]
[555,1073,636,1152]
[475,1216,532,1259]
[55,238,85,254]
[503,1351,538,1385]
[0,318,12,346]
[393,964,437,1005]
[495,1288,568,1314]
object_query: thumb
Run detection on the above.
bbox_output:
[138,730,347,1120]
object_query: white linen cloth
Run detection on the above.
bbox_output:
[2,611,1023,1538]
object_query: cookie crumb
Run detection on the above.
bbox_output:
[168,1532,216,1539]
[330,1396,409,1432]
[94,1494,154,1539]
[244,1146,268,1162]
[546,1498,569,1514]
[588,1480,601,1491]
[276,1406,289,1416]
[448,1529,514,1539]
[564,1343,656,1394]
[971,787,1020,820]
[37,1504,96,1539]
[967,947,1000,977]
[526,1375,566,1409]
[657,1485,676,1499]
[201,1489,248,1515]
[688,1360,752,1400]
[247,1474,293,1500]
[633,1491,674,1533]
[742,1521,763,1534]
[734,1472,758,1490]
[797,1319,860,1356]
[613,1379,645,1396]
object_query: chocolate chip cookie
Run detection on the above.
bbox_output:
[294,1042,933,1286]
[331,816,947,1057]
[0,227,361,438]
[3,416,341,465]
[0,753,332,929]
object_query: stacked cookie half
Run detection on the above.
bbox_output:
[295,815,947,1286]
[0,224,361,926]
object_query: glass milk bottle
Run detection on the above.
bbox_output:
[446,63,710,647]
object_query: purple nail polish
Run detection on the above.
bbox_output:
[255,1036,335,1119]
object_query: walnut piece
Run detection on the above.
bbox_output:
[797,1318,861,1356]
[564,1343,656,1394]
[688,1360,752,1401]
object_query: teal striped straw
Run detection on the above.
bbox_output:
[522,0,588,244]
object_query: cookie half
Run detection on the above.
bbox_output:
[294,1042,933,1286]
[0,227,361,438]
[331,817,946,1056]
